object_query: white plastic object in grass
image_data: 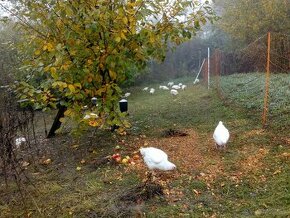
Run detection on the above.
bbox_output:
[15,137,26,148]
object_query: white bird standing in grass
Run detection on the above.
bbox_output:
[159,85,169,90]
[170,89,178,95]
[172,85,181,90]
[124,92,131,98]
[143,87,149,91]
[149,88,155,94]
[140,147,176,182]
[193,79,200,85]
[181,85,187,90]
[213,121,230,149]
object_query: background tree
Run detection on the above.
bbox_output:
[214,0,290,47]
[0,20,20,85]
[3,0,216,135]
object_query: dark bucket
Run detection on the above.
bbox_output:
[119,99,128,113]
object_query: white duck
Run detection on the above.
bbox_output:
[213,121,230,149]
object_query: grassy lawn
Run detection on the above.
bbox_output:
[0,73,289,217]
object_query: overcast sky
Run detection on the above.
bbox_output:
[0,1,12,17]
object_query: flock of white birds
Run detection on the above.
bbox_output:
[140,121,230,174]
[138,115,230,184]
[14,78,230,183]
[122,79,200,99]
[142,81,190,97]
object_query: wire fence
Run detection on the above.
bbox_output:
[199,32,290,130]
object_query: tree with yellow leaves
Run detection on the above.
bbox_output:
[8,0,216,136]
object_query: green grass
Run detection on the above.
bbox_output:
[0,73,289,217]
[220,72,290,131]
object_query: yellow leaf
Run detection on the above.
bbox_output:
[34,50,41,56]
[42,158,52,165]
[120,31,127,40]
[50,67,58,79]
[89,120,98,127]
[59,117,65,123]
[56,19,62,27]
[64,109,73,116]
[109,70,117,80]
[87,59,93,65]
[61,64,69,71]
[60,81,68,88]
[44,66,50,72]
[115,36,121,42]
[50,67,57,74]
[149,34,155,43]
[47,43,54,52]
[74,83,82,89]
[122,17,128,25]
[71,144,79,149]
[76,166,82,171]
[68,84,75,93]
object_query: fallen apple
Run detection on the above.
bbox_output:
[112,153,121,159]
[121,158,128,164]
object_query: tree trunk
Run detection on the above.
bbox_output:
[47,105,67,138]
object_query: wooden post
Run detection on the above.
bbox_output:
[262,32,271,127]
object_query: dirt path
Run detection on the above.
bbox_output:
[127,129,226,189]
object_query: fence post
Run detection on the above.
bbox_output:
[262,32,271,127]
[207,47,210,89]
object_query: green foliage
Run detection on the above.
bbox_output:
[215,0,290,46]
[0,20,21,84]
[11,0,216,131]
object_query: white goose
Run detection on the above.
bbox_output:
[140,147,176,171]
[213,121,230,149]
